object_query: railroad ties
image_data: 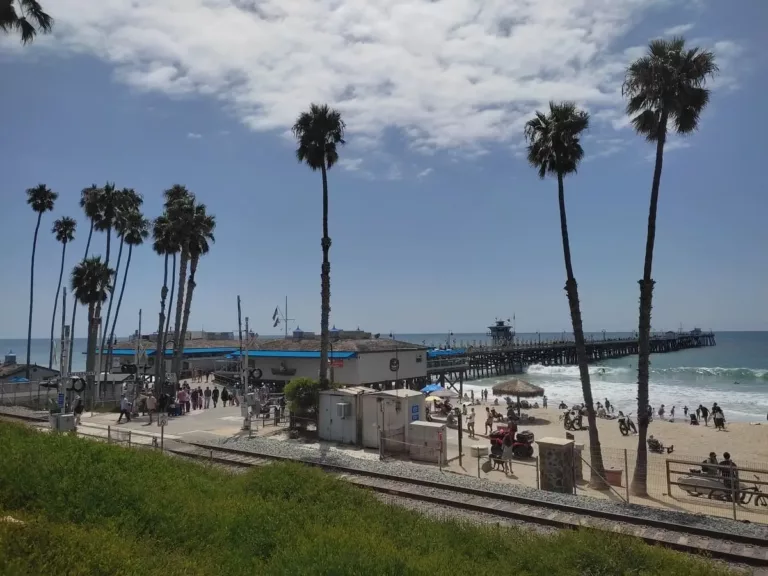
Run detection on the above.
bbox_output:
[427,331,716,382]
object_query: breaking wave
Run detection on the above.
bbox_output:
[524,364,768,381]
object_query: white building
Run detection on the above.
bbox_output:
[233,333,429,389]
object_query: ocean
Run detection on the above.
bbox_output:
[3,331,766,422]
[399,331,768,423]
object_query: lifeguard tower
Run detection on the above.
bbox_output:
[488,319,515,347]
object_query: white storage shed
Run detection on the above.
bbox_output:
[317,387,368,445]
[408,421,447,463]
[360,389,425,451]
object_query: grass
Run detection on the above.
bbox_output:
[0,422,739,576]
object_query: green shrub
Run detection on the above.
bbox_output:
[0,422,737,576]
[283,376,322,417]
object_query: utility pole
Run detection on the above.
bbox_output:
[242,316,251,431]
[237,296,243,359]
[59,288,69,411]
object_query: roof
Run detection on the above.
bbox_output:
[252,338,428,353]
[0,364,59,378]
[320,386,371,396]
[232,350,356,359]
[377,389,423,398]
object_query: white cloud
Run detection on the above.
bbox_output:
[187,132,203,139]
[416,167,433,178]
[339,157,364,171]
[645,138,690,161]
[6,0,742,154]
[386,163,403,181]
[662,23,694,36]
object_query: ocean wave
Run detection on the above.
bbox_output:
[524,364,768,381]
[525,365,630,377]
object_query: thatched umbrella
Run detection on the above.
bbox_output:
[491,379,544,417]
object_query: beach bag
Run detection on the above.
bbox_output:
[481,459,493,473]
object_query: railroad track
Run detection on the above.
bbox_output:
[172,441,768,568]
[2,408,767,568]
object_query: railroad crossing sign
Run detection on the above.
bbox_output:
[165,373,177,383]
[158,414,168,427]
[389,358,400,372]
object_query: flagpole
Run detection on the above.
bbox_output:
[285,296,288,339]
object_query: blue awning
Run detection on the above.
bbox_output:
[420,383,442,394]
[231,350,357,359]
[427,348,466,358]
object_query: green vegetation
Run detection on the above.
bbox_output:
[0,422,735,576]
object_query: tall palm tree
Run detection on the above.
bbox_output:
[100,188,142,381]
[93,182,118,382]
[623,38,717,496]
[152,213,175,394]
[292,103,346,387]
[106,207,149,376]
[69,184,101,373]
[70,257,113,407]
[48,216,76,369]
[164,185,193,379]
[1,0,53,44]
[25,184,57,379]
[174,202,216,377]
[524,102,607,488]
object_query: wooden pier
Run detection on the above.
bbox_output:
[427,331,716,382]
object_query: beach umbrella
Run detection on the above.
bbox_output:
[424,396,441,403]
[430,387,457,399]
[491,378,544,417]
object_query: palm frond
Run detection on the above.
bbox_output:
[26,183,57,213]
[292,103,346,171]
[52,216,77,243]
[523,101,589,179]
[70,256,113,306]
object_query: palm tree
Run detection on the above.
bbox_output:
[70,257,113,407]
[69,184,101,373]
[48,217,76,369]
[292,103,346,387]
[524,102,607,488]
[106,207,149,375]
[174,202,216,377]
[164,185,193,379]
[93,182,118,383]
[25,184,57,379]
[1,0,53,44]
[100,188,142,380]
[623,38,717,496]
[152,213,175,394]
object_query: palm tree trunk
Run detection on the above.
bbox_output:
[176,256,199,379]
[164,252,176,338]
[26,213,42,379]
[318,163,331,388]
[85,302,96,409]
[99,235,123,384]
[69,221,94,373]
[106,243,133,378]
[171,249,188,378]
[49,242,67,369]
[154,254,170,395]
[631,112,668,497]
[557,172,607,488]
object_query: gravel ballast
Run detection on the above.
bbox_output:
[206,434,768,542]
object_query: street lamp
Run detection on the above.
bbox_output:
[389,332,399,388]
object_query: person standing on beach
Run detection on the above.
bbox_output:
[542,395,548,409]
[467,408,476,438]
[604,398,612,414]
[670,406,675,421]
[485,408,493,435]
[699,404,710,426]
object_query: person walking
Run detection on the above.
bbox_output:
[542,395,548,409]
[221,387,230,407]
[117,394,132,424]
[212,386,220,408]
[467,408,476,438]
[485,407,493,435]
[204,386,212,409]
[146,392,157,424]
[670,405,676,421]
[72,394,84,426]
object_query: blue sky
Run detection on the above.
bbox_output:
[1,0,766,339]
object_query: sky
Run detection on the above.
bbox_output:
[1,0,766,339]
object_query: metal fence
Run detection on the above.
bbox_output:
[0,380,131,412]
[575,446,768,524]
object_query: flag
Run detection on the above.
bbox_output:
[273,318,280,328]
[272,307,279,321]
